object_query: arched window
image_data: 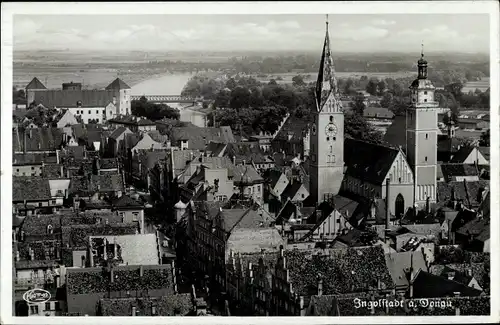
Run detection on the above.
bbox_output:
[47,224,53,235]
[395,194,405,218]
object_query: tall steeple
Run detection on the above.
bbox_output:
[314,15,342,114]
[309,15,345,204]
[417,42,428,79]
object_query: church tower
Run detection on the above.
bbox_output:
[406,48,438,208]
[309,17,344,204]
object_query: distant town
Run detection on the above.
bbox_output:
[11,19,490,317]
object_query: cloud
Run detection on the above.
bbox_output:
[334,26,389,41]
[14,18,42,36]
[397,24,459,39]
[371,19,396,26]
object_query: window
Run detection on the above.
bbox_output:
[425,156,428,162]
[39,202,43,207]
[330,116,333,122]
[326,137,329,141]
[330,146,333,153]
[424,99,427,102]
[88,110,91,115]
[45,302,51,311]
[16,169,19,172]
[31,166,35,170]
[132,212,139,221]
[30,305,39,315]
[424,91,428,95]
[399,177,401,183]
[426,133,428,139]
[51,200,56,205]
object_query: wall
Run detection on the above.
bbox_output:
[117,209,144,234]
[48,179,70,197]
[68,107,105,124]
[13,165,42,177]
[205,169,234,202]
[27,300,64,317]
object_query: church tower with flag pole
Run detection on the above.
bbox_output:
[406,44,438,208]
[309,15,345,204]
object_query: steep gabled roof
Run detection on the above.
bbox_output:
[26,77,47,90]
[411,270,482,298]
[105,78,131,90]
[344,138,400,184]
[449,146,475,163]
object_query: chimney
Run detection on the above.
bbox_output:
[385,178,391,229]
[113,241,118,260]
[16,250,20,261]
[317,276,323,296]
[140,265,144,277]
[132,307,136,316]
[110,267,114,282]
[103,239,108,261]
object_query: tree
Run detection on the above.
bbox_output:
[225,78,237,90]
[268,79,277,86]
[350,94,366,116]
[380,93,393,108]
[376,80,386,96]
[13,87,26,105]
[345,113,383,144]
[479,129,490,147]
[131,98,180,121]
[214,90,231,109]
[229,87,251,110]
[292,75,305,87]
[365,79,379,96]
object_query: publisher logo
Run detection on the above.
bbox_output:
[22,289,51,304]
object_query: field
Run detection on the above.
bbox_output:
[462,77,490,93]
[251,71,416,84]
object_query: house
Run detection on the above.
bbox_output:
[68,174,125,203]
[439,164,480,182]
[385,250,428,293]
[130,150,169,190]
[178,164,234,203]
[280,180,309,204]
[168,126,236,151]
[111,195,145,234]
[222,142,275,171]
[270,246,393,315]
[271,115,313,158]
[108,115,157,132]
[107,127,133,157]
[449,146,489,165]
[429,263,489,293]
[436,180,489,211]
[456,118,489,130]
[363,106,395,120]
[301,200,354,242]
[232,164,265,204]
[97,293,198,316]
[26,77,130,118]
[455,218,490,252]
[55,109,79,128]
[13,177,54,216]
[266,169,289,200]
[65,264,177,316]
[179,107,208,128]
[409,270,482,298]
[88,233,159,267]
[13,127,65,154]
[13,152,58,177]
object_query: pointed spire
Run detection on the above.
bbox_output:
[421,41,424,58]
[417,42,428,79]
[315,15,342,113]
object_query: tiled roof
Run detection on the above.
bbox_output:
[363,106,395,119]
[437,136,463,154]
[169,127,232,150]
[62,223,138,249]
[449,146,475,163]
[66,265,174,295]
[34,90,115,108]
[112,195,143,209]
[14,127,65,152]
[220,126,236,143]
[62,146,86,160]
[25,77,47,90]
[172,150,201,175]
[13,177,51,201]
[275,200,301,225]
[20,214,62,241]
[42,164,64,178]
[15,240,62,269]
[436,180,489,206]
[344,138,400,184]
[69,174,124,196]
[284,246,393,296]
[411,270,482,298]
[99,294,193,316]
[440,163,479,180]
[266,169,285,189]
[232,165,263,185]
[333,229,372,247]
[385,250,428,288]
[109,127,130,140]
[100,158,119,170]
[429,263,489,290]
[477,147,489,161]
[224,142,271,165]
[13,152,58,165]
[105,78,131,90]
[281,182,307,201]
[222,206,275,232]
[456,218,490,242]
[273,115,312,142]
[205,141,227,156]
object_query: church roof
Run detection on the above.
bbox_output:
[105,78,131,90]
[314,21,342,113]
[26,77,47,90]
[344,138,400,184]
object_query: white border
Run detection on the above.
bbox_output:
[1,1,499,324]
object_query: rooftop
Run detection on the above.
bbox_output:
[99,294,193,316]
[90,234,159,266]
[13,177,51,202]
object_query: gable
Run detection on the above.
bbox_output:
[383,150,414,184]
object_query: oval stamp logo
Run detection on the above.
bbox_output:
[22,288,51,304]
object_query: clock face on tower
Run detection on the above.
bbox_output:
[325,123,338,137]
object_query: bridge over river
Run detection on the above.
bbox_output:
[131,95,203,104]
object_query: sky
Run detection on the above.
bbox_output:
[13,14,490,53]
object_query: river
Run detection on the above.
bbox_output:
[130,73,193,96]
